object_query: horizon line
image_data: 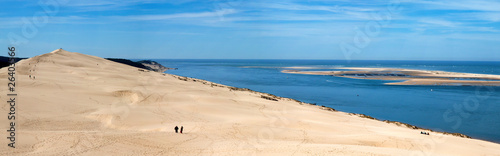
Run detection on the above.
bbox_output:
[127,58,500,62]
[2,55,498,63]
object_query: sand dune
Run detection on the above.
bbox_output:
[2,49,500,155]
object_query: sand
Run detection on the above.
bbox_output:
[1,49,500,155]
[283,67,500,86]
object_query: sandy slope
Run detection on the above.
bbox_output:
[1,49,500,155]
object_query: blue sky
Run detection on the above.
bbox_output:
[1,0,499,61]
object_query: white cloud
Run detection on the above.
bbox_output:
[252,3,346,13]
[455,12,500,22]
[419,19,458,27]
[0,16,92,28]
[413,0,500,12]
[405,0,500,22]
[57,0,189,12]
[116,9,237,21]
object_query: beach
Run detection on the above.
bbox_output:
[2,49,500,155]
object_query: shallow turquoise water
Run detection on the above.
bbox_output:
[153,59,500,143]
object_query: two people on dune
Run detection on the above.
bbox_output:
[175,126,183,134]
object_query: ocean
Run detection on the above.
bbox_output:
[153,59,500,143]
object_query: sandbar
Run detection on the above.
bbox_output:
[283,67,500,86]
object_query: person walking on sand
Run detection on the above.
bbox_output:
[174,126,179,133]
[180,126,183,134]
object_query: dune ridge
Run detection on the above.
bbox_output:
[1,49,500,155]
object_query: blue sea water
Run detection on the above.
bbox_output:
[155,59,500,143]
